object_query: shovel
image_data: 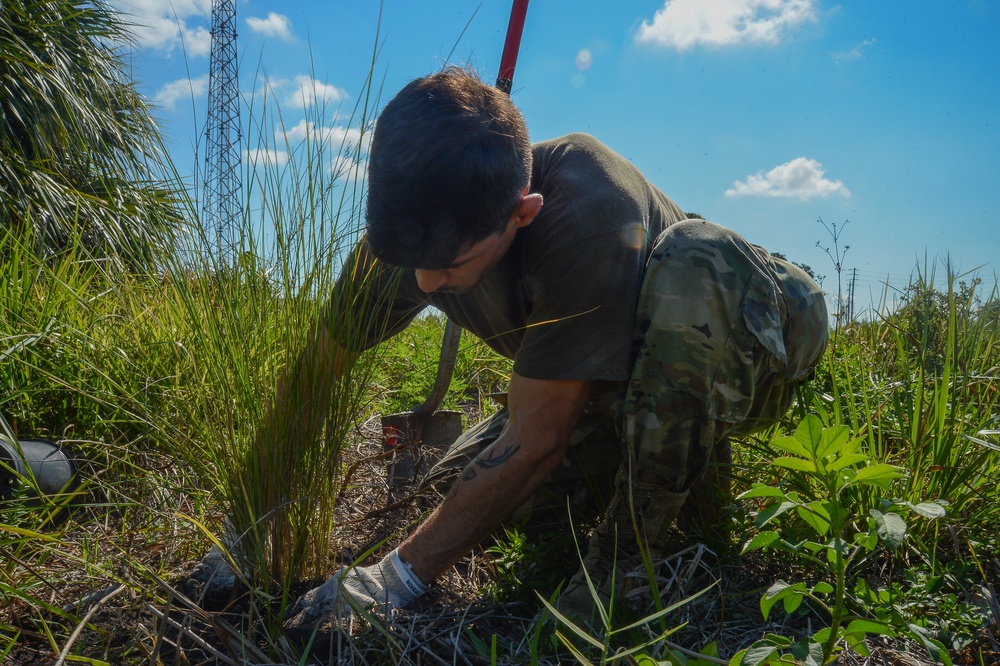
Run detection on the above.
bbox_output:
[382,319,464,488]
[381,0,532,489]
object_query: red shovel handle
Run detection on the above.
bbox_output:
[496,0,530,94]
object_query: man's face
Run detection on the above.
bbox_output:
[413,219,518,294]
[413,191,542,294]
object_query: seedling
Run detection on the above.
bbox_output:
[732,415,950,665]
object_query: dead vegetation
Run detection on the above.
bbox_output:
[6,408,996,665]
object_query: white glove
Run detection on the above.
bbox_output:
[184,520,244,602]
[283,549,427,630]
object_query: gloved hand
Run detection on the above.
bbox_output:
[283,549,427,631]
[182,520,245,604]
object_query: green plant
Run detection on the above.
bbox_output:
[535,513,718,666]
[484,523,583,606]
[825,267,1000,532]
[541,587,703,666]
[0,0,181,271]
[734,415,951,665]
[159,87,384,597]
[370,313,512,416]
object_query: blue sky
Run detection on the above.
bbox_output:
[112,0,999,315]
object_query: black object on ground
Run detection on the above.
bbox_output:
[0,436,80,514]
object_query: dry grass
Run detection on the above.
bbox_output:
[8,405,995,665]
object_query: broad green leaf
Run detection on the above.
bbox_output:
[741,530,781,554]
[738,485,786,500]
[761,582,790,619]
[826,452,869,472]
[794,415,826,456]
[772,456,818,473]
[856,520,879,550]
[853,577,874,601]
[839,467,858,486]
[844,630,872,657]
[905,624,954,666]
[782,591,804,615]
[815,425,851,460]
[743,646,780,666]
[870,509,908,549]
[801,540,827,555]
[796,501,832,536]
[812,581,834,595]
[789,638,824,666]
[825,535,851,556]
[852,463,904,485]
[811,627,832,645]
[771,434,811,458]
[906,501,947,519]
[741,635,793,666]
[845,619,893,637]
[764,580,793,598]
[761,581,806,620]
[757,500,798,529]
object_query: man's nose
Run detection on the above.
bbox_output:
[414,269,447,293]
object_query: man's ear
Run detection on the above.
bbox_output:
[512,190,543,229]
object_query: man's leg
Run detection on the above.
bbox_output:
[559,219,828,619]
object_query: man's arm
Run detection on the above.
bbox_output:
[397,372,592,583]
[259,320,359,451]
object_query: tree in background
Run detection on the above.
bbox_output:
[0,0,181,271]
[770,251,823,285]
[893,273,988,375]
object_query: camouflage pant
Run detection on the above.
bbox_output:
[424,219,828,526]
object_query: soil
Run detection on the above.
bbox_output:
[4,411,997,665]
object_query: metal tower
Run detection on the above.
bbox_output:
[203,0,241,258]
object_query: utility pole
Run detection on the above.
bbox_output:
[203,0,241,261]
[847,267,857,322]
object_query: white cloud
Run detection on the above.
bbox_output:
[153,75,210,110]
[834,38,878,63]
[283,76,349,110]
[246,12,293,41]
[635,0,817,51]
[725,157,850,200]
[283,119,366,152]
[110,0,212,57]
[245,148,289,168]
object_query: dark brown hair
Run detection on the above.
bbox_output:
[365,67,532,268]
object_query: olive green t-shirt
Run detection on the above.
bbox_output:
[335,133,685,382]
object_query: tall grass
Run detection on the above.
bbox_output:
[153,68,397,601]
[2,37,396,657]
[5,222,1000,662]
[816,267,1000,533]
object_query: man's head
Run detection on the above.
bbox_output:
[365,67,534,273]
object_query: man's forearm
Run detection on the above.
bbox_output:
[397,430,565,583]
[261,323,356,448]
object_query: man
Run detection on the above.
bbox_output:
[267,66,829,630]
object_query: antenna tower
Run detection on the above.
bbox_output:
[203,0,241,259]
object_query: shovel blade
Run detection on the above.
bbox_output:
[382,410,462,488]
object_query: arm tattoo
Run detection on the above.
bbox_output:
[475,443,521,470]
[448,443,522,498]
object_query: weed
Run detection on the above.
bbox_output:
[734,414,951,665]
